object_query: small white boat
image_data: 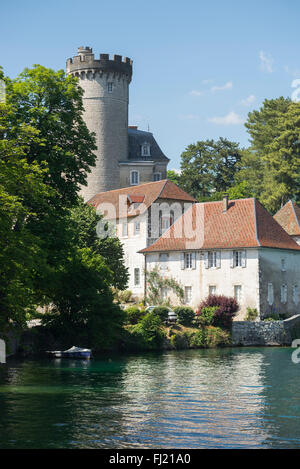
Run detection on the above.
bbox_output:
[46,346,91,359]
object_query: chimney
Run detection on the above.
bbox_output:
[223,193,229,212]
[128,125,138,130]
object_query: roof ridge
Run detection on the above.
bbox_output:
[90,179,167,198]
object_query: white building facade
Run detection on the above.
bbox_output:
[141,197,300,319]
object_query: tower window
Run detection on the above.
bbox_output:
[130,170,139,186]
[153,172,161,181]
[107,82,113,93]
[141,143,151,157]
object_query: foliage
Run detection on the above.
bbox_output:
[130,313,166,350]
[152,306,170,322]
[69,199,128,290]
[173,306,195,326]
[41,248,126,350]
[169,332,189,350]
[196,306,218,327]
[188,326,231,348]
[145,265,184,305]
[167,169,181,185]
[125,306,144,325]
[5,65,97,207]
[0,65,127,350]
[245,307,259,321]
[197,295,239,328]
[204,326,231,347]
[179,138,242,199]
[243,97,300,212]
[117,290,133,304]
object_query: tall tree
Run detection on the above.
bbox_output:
[179,138,242,199]
[244,97,300,212]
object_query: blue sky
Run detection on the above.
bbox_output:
[1,0,300,170]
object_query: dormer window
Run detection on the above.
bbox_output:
[141,142,151,157]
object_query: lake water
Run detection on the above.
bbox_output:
[0,347,300,449]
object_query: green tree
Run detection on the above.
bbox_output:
[42,248,126,351]
[179,138,242,199]
[0,65,127,350]
[244,97,300,212]
[0,96,53,329]
[167,169,181,185]
[69,199,129,290]
[5,65,97,207]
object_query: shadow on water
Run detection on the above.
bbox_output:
[0,347,300,448]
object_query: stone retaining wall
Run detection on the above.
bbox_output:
[232,314,300,346]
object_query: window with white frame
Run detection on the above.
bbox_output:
[107,82,113,93]
[293,285,299,304]
[134,221,140,235]
[185,286,192,304]
[209,285,216,296]
[181,252,196,269]
[153,172,161,181]
[130,170,139,186]
[185,253,193,269]
[207,251,221,268]
[231,250,246,268]
[281,284,288,304]
[159,253,169,271]
[234,285,242,303]
[134,268,140,286]
[122,222,128,237]
[267,283,274,305]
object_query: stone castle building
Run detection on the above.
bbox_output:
[66,47,169,201]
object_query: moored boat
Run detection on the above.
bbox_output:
[46,346,91,359]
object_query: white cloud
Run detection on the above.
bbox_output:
[239,94,256,106]
[211,81,233,92]
[189,90,204,96]
[259,51,274,73]
[208,111,244,125]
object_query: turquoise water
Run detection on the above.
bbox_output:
[0,348,300,448]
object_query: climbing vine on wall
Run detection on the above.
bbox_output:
[145,266,184,306]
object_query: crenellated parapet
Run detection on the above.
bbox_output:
[66,46,132,82]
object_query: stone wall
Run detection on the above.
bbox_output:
[232,314,300,346]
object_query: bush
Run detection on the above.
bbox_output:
[188,326,230,348]
[169,332,189,349]
[125,306,144,325]
[118,290,132,303]
[152,306,169,322]
[204,326,231,347]
[173,306,195,326]
[131,313,166,350]
[197,295,239,328]
[189,329,206,348]
[197,306,218,327]
[245,307,259,321]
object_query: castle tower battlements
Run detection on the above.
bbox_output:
[66,47,133,200]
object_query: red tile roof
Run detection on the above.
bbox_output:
[140,198,300,253]
[274,200,300,236]
[88,179,196,219]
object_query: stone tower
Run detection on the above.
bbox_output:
[66,47,132,201]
